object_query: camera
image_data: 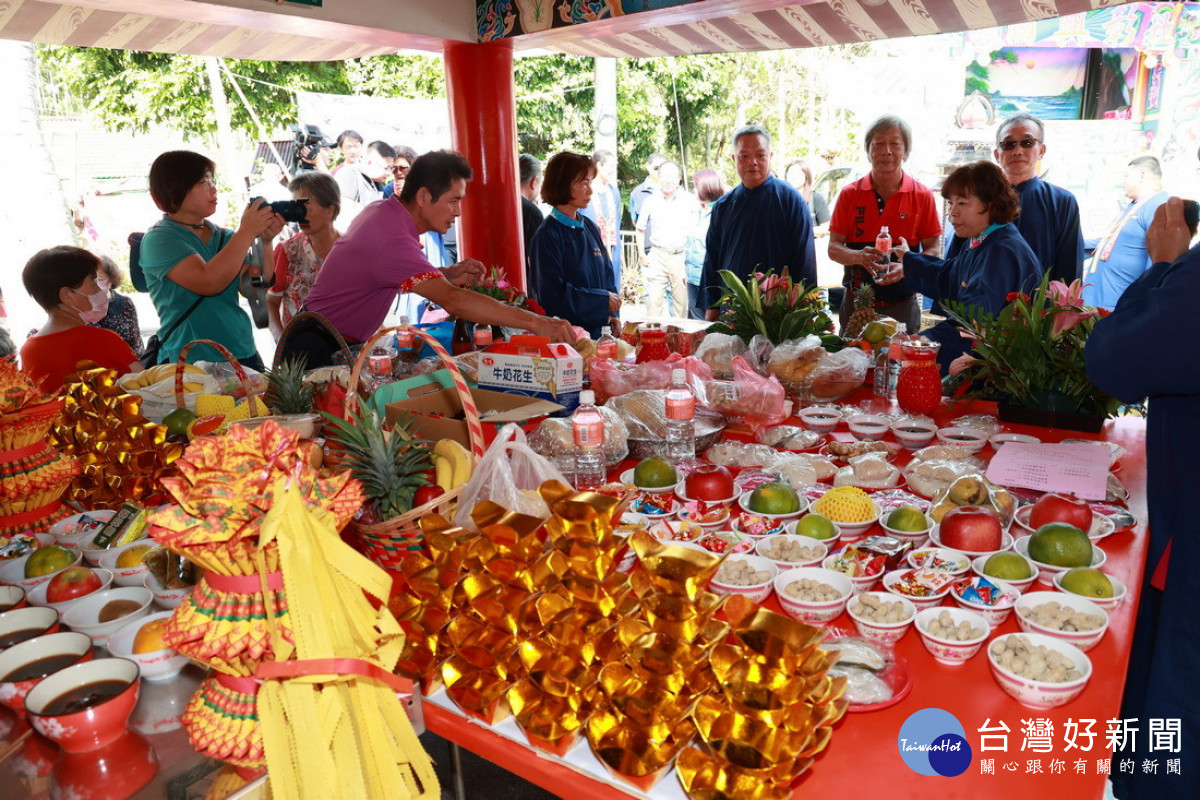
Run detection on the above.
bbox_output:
[290,123,330,173]
[251,196,309,225]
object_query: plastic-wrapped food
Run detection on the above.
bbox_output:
[704,441,778,468]
[833,452,902,489]
[808,347,872,402]
[766,335,824,385]
[927,474,1016,526]
[589,356,712,404]
[744,334,776,375]
[526,405,629,471]
[755,425,823,450]
[824,637,888,670]
[766,452,837,490]
[949,414,1001,436]
[702,356,787,426]
[695,332,747,380]
[903,446,986,498]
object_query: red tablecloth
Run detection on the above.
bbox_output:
[424,396,1149,800]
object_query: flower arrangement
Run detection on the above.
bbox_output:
[708,269,841,349]
[466,265,545,315]
[942,273,1123,419]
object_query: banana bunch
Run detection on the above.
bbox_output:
[126,362,208,391]
[431,439,472,491]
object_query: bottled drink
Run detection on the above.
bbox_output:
[572,389,606,490]
[451,317,472,356]
[664,368,696,461]
[395,316,419,362]
[873,343,890,397]
[366,342,395,391]
[887,338,903,401]
[874,226,892,280]
[473,323,493,350]
[595,326,619,360]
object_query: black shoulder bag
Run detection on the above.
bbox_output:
[140,295,204,369]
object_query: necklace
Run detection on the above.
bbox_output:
[167,215,206,231]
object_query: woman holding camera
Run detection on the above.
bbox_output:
[139,151,284,371]
[267,172,341,341]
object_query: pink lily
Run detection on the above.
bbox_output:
[1047,279,1097,338]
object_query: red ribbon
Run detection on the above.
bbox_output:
[216,672,262,694]
[0,499,63,529]
[203,570,285,593]
[255,658,413,696]
[0,441,50,464]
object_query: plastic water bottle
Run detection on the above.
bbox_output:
[473,323,494,350]
[572,389,606,490]
[874,226,892,281]
[873,343,890,397]
[396,316,419,363]
[665,368,696,461]
[887,338,903,401]
[595,325,619,360]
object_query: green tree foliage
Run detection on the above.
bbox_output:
[37,47,351,135]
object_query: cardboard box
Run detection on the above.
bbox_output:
[476,335,583,413]
[384,372,563,448]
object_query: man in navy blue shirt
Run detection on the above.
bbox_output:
[947,114,1085,284]
[700,125,815,319]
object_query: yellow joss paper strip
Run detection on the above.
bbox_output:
[255,484,438,800]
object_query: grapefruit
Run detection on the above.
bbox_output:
[982,552,1033,581]
[885,506,929,532]
[795,513,837,540]
[633,457,677,488]
[1027,522,1092,567]
[748,482,801,515]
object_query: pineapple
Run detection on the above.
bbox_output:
[322,405,432,521]
[265,356,316,415]
[843,284,879,339]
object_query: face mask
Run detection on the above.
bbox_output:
[71,286,110,324]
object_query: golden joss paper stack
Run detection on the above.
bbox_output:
[394,483,849,798]
[50,363,182,508]
[146,422,364,771]
[0,360,76,535]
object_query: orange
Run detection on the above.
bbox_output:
[132,618,168,654]
[748,482,801,515]
[116,544,153,569]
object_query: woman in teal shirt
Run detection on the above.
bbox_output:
[139,151,284,370]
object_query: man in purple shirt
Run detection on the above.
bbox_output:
[303,150,575,349]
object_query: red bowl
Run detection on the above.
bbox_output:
[54,730,158,799]
[0,606,61,651]
[25,657,139,752]
[0,631,94,716]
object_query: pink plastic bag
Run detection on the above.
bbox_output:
[702,355,787,429]
[589,355,712,404]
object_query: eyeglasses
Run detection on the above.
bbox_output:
[997,138,1041,151]
[392,164,410,175]
[196,176,217,188]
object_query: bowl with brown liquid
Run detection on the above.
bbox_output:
[0,630,93,716]
[25,657,139,752]
[0,606,60,651]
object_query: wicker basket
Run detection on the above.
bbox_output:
[173,340,265,425]
[342,326,484,568]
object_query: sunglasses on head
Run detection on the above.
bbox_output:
[998,138,1041,151]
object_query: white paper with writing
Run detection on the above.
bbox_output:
[985,443,1110,500]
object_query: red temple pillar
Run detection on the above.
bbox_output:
[443,39,525,292]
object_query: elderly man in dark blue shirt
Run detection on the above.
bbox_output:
[700,125,815,320]
[945,113,1084,284]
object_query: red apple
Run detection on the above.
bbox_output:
[684,464,735,502]
[45,566,102,603]
[1029,492,1092,531]
[413,484,446,508]
[939,506,1003,552]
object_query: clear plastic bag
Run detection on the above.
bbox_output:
[453,424,572,531]
[526,407,629,472]
[808,347,872,403]
[589,356,711,404]
[695,332,747,380]
[702,356,787,428]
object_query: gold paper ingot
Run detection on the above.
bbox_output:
[808,673,849,707]
[597,663,696,727]
[724,595,828,663]
[395,634,443,692]
[482,547,565,591]
[628,530,723,600]
[471,501,547,542]
[675,746,798,800]
[640,590,724,641]
[691,695,818,773]
[553,536,618,581]
[586,707,695,793]
[506,680,586,757]
[468,584,531,635]
[442,654,511,725]
[516,641,594,699]
[445,616,516,675]
[558,572,630,617]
